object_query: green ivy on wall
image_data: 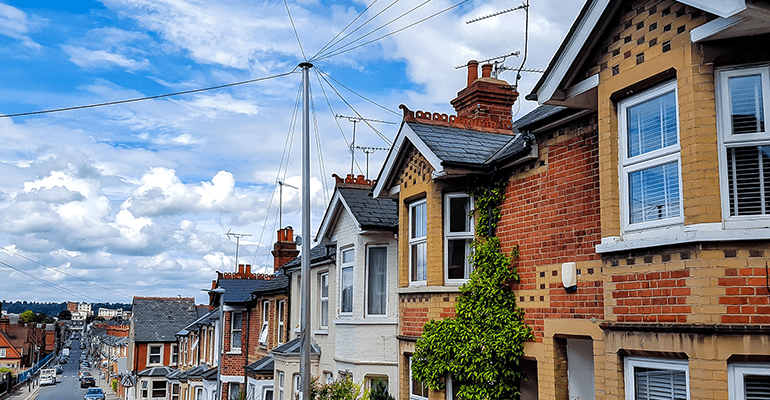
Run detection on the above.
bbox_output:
[411,178,534,400]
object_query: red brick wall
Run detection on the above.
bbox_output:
[720,266,770,324]
[401,306,429,337]
[611,269,691,323]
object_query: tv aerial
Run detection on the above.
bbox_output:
[335,114,395,177]
[225,229,252,271]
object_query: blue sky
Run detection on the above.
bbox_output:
[0,0,583,304]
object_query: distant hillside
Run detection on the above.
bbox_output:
[1,301,132,317]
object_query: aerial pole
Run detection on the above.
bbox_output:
[299,61,313,400]
[336,114,394,177]
[226,229,252,270]
[277,180,299,229]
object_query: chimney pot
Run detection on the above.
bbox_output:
[467,60,479,87]
[245,264,252,275]
[481,63,493,78]
[238,264,244,274]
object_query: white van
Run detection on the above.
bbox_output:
[39,369,56,386]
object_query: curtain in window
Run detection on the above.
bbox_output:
[367,247,387,315]
[231,312,242,349]
[634,368,686,400]
[627,91,678,158]
[341,266,353,313]
[629,162,681,223]
[729,74,765,134]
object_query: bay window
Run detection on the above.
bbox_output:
[259,301,269,345]
[367,246,387,315]
[319,272,329,328]
[409,200,427,283]
[624,357,689,400]
[230,312,242,352]
[277,300,285,344]
[718,66,770,223]
[619,81,683,231]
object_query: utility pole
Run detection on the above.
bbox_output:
[225,229,252,270]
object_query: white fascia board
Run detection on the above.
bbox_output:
[372,123,444,198]
[677,0,746,18]
[314,190,344,242]
[596,222,770,253]
[537,0,611,104]
[565,74,599,99]
[691,15,745,42]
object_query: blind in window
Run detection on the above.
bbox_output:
[729,74,765,134]
[746,375,770,400]
[629,162,681,224]
[627,91,678,158]
[635,368,687,400]
[727,146,770,216]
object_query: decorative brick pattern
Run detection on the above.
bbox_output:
[719,266,770,324]
[610,269,691,322]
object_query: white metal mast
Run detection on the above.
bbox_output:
[225,229,252,270]
[299,61,313,400]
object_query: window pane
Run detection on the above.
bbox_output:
[411,242,427,281]
[629,162,681,224]
[341,266,353,313]
[367,247,387,315]
[321,274,329,297]
[411,202,426,238]
[627,91,678,158]
[447,239,470,280]
[634,368,686,400]
[342,249,354,264]
[745,375,770,400]
[727,146,770,216]
[321,299,328,327]
[231,312,242,330]
[729,74,765,134]
[449,197,471,233]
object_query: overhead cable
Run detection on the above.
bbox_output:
[284,0,307,61]
[0,259,104,303]
[313,0,384,60]
[0,70,298,119]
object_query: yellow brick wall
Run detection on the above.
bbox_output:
[588,0,720,236]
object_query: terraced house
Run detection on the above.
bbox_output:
[375,0,770,399]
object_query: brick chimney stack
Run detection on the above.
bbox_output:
[272,226,300,272]
[450,60,519,126]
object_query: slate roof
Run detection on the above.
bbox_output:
[202,366,218,380]
[131,297,199,343]
[137,366,177,377]
[245,355,274,374]
[178,307,218,335]
[337,187,398,230]
[218,273,290,303]
[408,122,518,167]
[282,242,336,270]
[271,337,320,356]
[180,363,209,379]
[511,104,586,133]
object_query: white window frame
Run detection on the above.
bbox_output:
[141,380,148,398]
[444,193,474,284]
[278,372,285,400]
[624,357,690,400]
[409,199,428,285]
[151,379,167,398]
[228,382,240,400]
[277,300,285,345]
[259,301,270,345]
[409,356,429,400]
[340,248,354,315]
[230,311,243,353]
[293,374,302,400]
[319,272,329,329]
[147,345,163,366]
[366,245,388,316]
[171,344,179,365]
[262,386,274,400]
[717,65,770,228]
[619,81,684,232]
[0,348,6,358]
[171,383,180,400]
[728,363,770,400]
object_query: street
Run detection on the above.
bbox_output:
[34,338,113,400]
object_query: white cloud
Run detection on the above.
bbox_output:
[62,27,152,70]
[0,3,43,49]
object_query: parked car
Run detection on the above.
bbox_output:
[78,370,92,381]
[84,388,105,400]
[55,364,63,374]
[80,376,95,388]
[39,369,56,386]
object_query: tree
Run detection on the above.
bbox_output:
[366,381,395,400]
[411,180,534,400]
[58,310,72,320]
[19,310,38,323]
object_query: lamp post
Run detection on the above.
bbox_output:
[202,287,225,400]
